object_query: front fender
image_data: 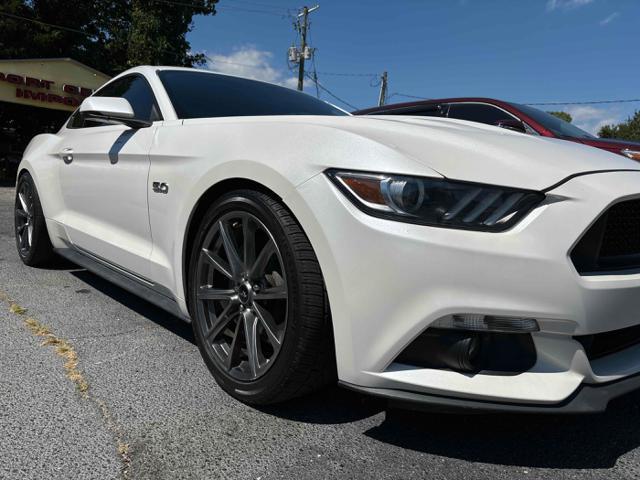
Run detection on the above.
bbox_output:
[17,134,68,248]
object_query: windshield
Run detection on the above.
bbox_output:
[158,70,347,119]
[511,103,595,139]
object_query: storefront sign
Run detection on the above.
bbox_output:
[0,72,94,108]
[0,59,110,112]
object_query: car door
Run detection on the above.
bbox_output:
[57,74,163,278]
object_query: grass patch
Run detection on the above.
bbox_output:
[9,303,26,315]
[3,291,131,477]
[18,309,89,396]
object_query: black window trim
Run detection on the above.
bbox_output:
[66,72,163,130]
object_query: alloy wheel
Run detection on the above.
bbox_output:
[15,180,35,255]
[195,211,288,381]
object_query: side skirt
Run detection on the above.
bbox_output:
[55,246,191,323]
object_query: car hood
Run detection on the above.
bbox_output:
[313,115,640,190]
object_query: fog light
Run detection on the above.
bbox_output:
[432,314,539,333]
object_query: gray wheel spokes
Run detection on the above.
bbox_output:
[249,241,276,279]
[205,299,238,343]
[198,286,236,301]
[225,320,243,370]
[201,248,233,280]
[242,309,260,377]
[243,216,257,272]
[218,220,244,280]
[18,192,30,216]
[196,210,288,381]
[253,301,282,348]
[15,184,33,253]
[19,229,28,249]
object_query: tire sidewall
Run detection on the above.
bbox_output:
[189,190,307,402]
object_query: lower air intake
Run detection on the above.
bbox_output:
[571,198,640,274]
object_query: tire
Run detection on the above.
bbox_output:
[188,189,336,405]
[14,171,55,267]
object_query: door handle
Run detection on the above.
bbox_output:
[61,148,73,164]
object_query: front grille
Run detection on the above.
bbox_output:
[600,200,640,257]
[571,199,640,274]
[576,323,640,360]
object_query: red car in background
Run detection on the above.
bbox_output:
[354,98,640,160]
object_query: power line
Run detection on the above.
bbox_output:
[388,92,429,100]
[216,5,288,17]
[390,92,640,106]
[7,7,635,110]
[316,71,378,78]
[149,0,288,17]
[223,0,296,11]
[0,10,94,37]
[525,99,640,106]
[0,8,200,62]
[305,73,358,110]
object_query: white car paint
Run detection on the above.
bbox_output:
[19,66,640,411]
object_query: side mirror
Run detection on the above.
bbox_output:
[79,97,151,128]
[495,118,527,134]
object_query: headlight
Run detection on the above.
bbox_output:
[326,169,545,232]
[622,149,640,161]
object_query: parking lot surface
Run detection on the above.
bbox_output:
[2,185,640,479]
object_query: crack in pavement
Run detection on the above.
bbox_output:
[1,290,132,480]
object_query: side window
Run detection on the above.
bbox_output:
[382,105,446,117]
[447,103,513,126]
[410,105,446,117]
[68,75,162,128]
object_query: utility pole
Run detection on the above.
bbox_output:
[295,5,319,91]
[378,71,388,106]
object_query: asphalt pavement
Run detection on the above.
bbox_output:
[2,184,640,479]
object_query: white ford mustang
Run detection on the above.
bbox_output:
[15,66,640,412]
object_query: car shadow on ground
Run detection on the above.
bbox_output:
[365,390,640,469]
[71,267,382,424]
[68,267,640,469]
[70,269,195,344]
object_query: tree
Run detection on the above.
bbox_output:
[0,0,218,181]
[0,0,218,76]
[599,111,640,141]
[548,111,572,123]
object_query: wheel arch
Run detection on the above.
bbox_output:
[176,170,342,377]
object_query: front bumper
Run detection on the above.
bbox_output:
[295,170,640,412]
[340,371,640,413]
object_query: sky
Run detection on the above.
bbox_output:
[188,0,639,135]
